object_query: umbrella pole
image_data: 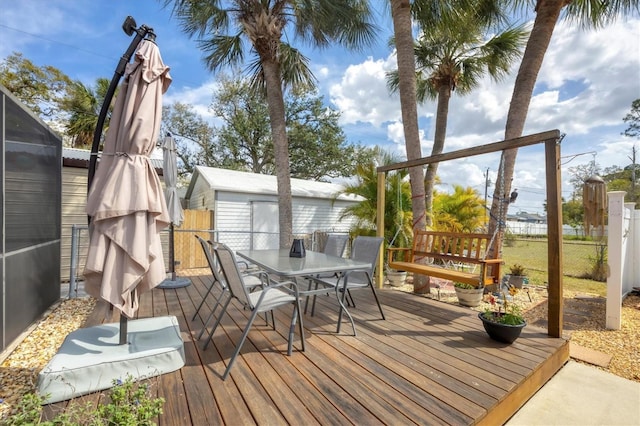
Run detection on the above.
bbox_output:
[169,223,176,281]
[119,314,128,345]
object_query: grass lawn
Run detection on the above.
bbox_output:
[501,238,607,296]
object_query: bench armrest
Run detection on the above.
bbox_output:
[480,258,503,264]
[387,247,412,263]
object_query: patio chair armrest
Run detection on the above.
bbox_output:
[264,279,300,298]
[244,270,270,285]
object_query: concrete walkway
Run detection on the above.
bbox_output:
[506,360,640,425]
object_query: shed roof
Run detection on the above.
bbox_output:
[186,166,361,202]
[62,147,164,174]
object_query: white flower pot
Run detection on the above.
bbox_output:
[454,287,484,307]
[387,270,407,287]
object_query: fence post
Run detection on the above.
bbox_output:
[606,191,626,330]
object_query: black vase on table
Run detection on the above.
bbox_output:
[289,239,306,258]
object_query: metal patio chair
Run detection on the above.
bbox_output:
[303,233,350,314]
[209,242,305,380]
[309,236,385,335]
[192,235,267,341]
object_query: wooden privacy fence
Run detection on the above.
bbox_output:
[173,209,214,270]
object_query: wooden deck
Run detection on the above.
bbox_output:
[47,273,569,425]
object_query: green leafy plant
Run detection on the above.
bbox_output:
[482,286,525,325]
[1,375,164,425]
[509,263,526,276]
[453,281,475,289]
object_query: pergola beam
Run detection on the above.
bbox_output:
[376,129,564,337]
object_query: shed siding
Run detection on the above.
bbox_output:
[188,177,214,210]
[207,190,357,250]
[214,193,273,249]
[292,199,354,234]
[61,167,89,282]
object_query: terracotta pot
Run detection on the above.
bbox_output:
[454,287,484,307]
[478,312,526,343]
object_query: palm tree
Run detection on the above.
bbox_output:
[61,78,111,148]
[488,0,640,258]
[339,147,413,249]
[162,0,377,248]
[388,7,528,227]
[386,0,509,293]
[388,0,428,292]
[432,185,485,232]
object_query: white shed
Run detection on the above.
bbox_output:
[184,166,362,250]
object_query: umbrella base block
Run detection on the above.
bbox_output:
[36,315,185,404]
[158,276,191,289]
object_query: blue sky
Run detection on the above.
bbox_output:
[2,0,639,214]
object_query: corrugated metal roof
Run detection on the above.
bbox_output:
[191,166,362,201]
[62,147,164,171]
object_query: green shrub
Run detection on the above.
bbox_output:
[1,376,164,425]
[585,244,607,282]
[503,231,516,247]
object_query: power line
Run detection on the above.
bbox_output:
[0,23,117,62]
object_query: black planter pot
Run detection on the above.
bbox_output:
[478,313,526,344]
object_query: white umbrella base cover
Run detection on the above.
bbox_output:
[36,315,184,404]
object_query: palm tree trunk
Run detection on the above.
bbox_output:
[262,59,293,248]
[425,84,451,227]
[488,0,564,258]
[391,0,429,293]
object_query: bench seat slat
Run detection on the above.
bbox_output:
[387,230,503,288]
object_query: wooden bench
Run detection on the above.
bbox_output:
[387,230,502,288]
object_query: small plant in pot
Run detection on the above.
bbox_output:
[507,263,527,289]
[478,285,526,343]
[453,282,484,307]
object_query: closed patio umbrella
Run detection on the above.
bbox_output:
[37,22,184,404]
[158,133,190,288]
[84,38,172,321]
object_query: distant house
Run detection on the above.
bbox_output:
[184,166,362,250]
[507,211,547,224]
[61,148,164,282]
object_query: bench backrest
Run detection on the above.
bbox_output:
[412,230,490,263]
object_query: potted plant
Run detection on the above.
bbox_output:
[507,263,527,289]
[478,286,527,343]
[453,282,484,307]
[386,268,407,287]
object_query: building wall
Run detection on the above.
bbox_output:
[187,177,215,210]
[194,188,358,251]
[61,166,89,282]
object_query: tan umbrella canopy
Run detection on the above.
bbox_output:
[84,39,172,319]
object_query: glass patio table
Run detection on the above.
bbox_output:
[236,249,371,334]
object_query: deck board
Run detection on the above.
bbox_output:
[49,273,568,425]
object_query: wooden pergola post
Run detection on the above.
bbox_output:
[545,138,564,337]
[375,130,563,337]
[376,171,386,288]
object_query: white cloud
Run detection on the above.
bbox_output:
[164,78,220,122]
[324,17,640,212]
[329,55,401,126]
